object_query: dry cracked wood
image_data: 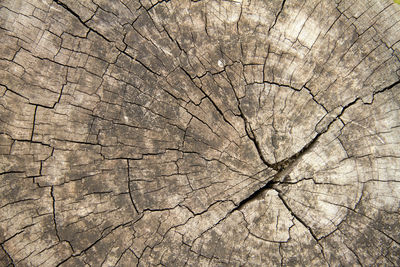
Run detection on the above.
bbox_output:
[1,0,400,266]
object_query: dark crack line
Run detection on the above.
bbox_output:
[50,186,61,242]
[367,79,400,104]
[179,67,238,132]
[127,160,139,213]
[228,93,359,212]
[277,194,330,266]
[0,243,15,267]
[30,105,37,141]
[231,179,277,212]
[341,239,364,267]
[269,0,286,33]
[303,86,328,112]
[260,80,302,92]
[120,50,161,76]
[235,98,278,170]
[146,0,170,12]
[0,198,37,209]
[53,0,111,42]
[56,219,137,266]
[0,83,29,101]
[224,68,283,171]
[0,171,25,176]
[333,198,400,246]
[271,95,360,171]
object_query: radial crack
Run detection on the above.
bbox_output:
[269,0,287,33]
[127,160,139,214]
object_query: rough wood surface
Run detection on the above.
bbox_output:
[1,0,400,266]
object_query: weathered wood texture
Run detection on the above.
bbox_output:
[1,0,400,266]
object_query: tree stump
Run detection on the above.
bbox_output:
[1,0,400,266]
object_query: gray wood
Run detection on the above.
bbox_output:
[1,0,400,266]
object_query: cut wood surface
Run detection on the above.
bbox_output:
[1,0,400,266]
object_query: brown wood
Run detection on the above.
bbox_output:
[1,0,400,265]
